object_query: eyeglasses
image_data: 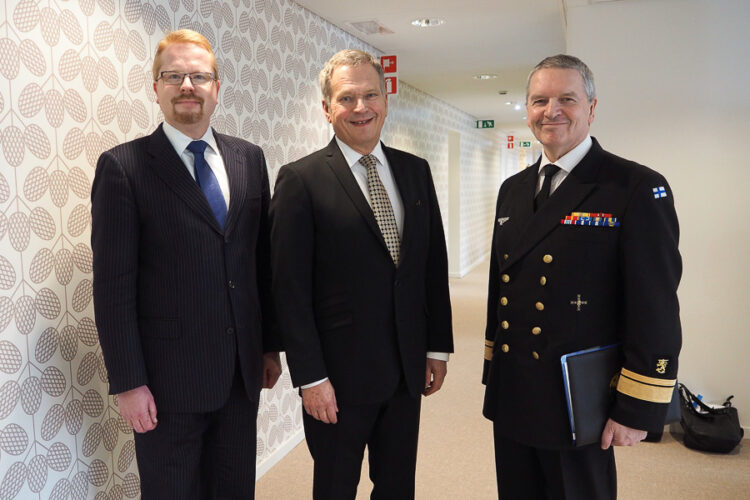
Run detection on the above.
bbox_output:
[158,71,216,86]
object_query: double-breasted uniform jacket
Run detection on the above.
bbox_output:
[270,139,454,405]
[482,138,682,449]
[92,124,279,412]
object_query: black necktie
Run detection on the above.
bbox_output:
[534,164,561,212]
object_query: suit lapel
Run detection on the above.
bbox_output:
[502,142,602,270]
[215,131,246,236]
[383,144,413,261]
[147,125,224,234]
[325,139,391,255]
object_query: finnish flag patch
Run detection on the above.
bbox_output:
[652,186,667,199]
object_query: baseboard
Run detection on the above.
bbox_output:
[449,252,489,278]
[256,427,305,479]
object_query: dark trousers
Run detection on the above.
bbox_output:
[303,383,422,500]
[493,423,617,500]
[134,367,259,499]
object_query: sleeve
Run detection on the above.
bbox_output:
[423,160,454,353]
[269,166,327,387]
[254,147,282,352]
[91,151,149,395]
[610,173,682,431]
[482,184,504,385]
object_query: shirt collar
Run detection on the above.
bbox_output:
[162,122,219,156]
[539,135,592,174]
[335,136,386,169]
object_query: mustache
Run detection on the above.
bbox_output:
[172,96,204,105]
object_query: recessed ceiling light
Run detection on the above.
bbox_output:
[505,101,512,105]
[473,74,497,80]
[348,20,394,35]
[514,103,522,111]
[411,18,445,28]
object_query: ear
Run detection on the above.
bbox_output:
[153,81,159,103]
[215,79,220,94]
[588,98,597,125]
[322,99,332,123]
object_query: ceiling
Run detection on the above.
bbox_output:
[293,0,607,138]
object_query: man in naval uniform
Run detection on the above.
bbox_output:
[481,54,682,499]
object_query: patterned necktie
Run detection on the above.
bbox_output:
[360,154,401,266]
[187,140,227,228]
[534,164,561,212]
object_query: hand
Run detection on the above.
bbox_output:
[600,418,648,449]
[117,385,158,433]
[423,358,447,396]
[301,380,338,424]
[262,352,282,389]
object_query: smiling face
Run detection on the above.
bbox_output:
[322,64,387,155]
[526,68,596,162]
[153,42,220,139]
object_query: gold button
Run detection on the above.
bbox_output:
[501,274,510,283]
[501,344,510,353]
[543,254,553,264]
[535,302,544,311]
[501,321,510,330]
[532,327,541,335]
[500,297,508,306]
[503,254,509,260]
[532,351,540,360]
[540,276,547,286]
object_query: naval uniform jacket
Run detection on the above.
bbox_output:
[92,124,279,412]
[270,138,454,405]
[482,138,682,449]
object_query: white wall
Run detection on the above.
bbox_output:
[567,0,750,429]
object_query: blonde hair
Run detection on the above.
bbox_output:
[152,30,219,81]
[319,49,385,105]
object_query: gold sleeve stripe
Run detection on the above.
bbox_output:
[484,345,493,361]
[620,368,675,387]
[485,340,495,347]
[617,375,674,403]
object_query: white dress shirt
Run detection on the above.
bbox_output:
[536,135,593,197]
[162,122,230,207]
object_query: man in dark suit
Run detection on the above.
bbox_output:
[270,49,453,499]
[91,30,281,499]
[482,54,681,499]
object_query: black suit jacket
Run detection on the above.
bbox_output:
[270,139,453,405]
[91,124,279,413]
[482,138,682,449]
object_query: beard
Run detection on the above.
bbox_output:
[171,96,204,124]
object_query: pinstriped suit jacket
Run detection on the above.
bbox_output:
[92,124,279,412]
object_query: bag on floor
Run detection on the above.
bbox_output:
[678,383,744,453]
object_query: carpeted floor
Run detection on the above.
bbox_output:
[256,260,749,499]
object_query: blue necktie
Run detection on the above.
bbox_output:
[187,140,227,228]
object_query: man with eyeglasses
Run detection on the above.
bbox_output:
[91,29,281,498]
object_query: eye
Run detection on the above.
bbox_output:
[366,93,378,99]
[339,96,351,103]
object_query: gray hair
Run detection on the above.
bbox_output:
[526,54,596,102]
[319,49,385,105]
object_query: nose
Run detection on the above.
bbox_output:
[353,96,366,112]
[180,75,195,92]
[544,99,560,118]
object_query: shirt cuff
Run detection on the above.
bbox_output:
[427,352,450,362]
[301,377,328,389]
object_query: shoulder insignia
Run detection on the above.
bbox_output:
[653,186,667,199]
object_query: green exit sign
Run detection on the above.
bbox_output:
[476,120,494,129]
[520,141,532,147]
